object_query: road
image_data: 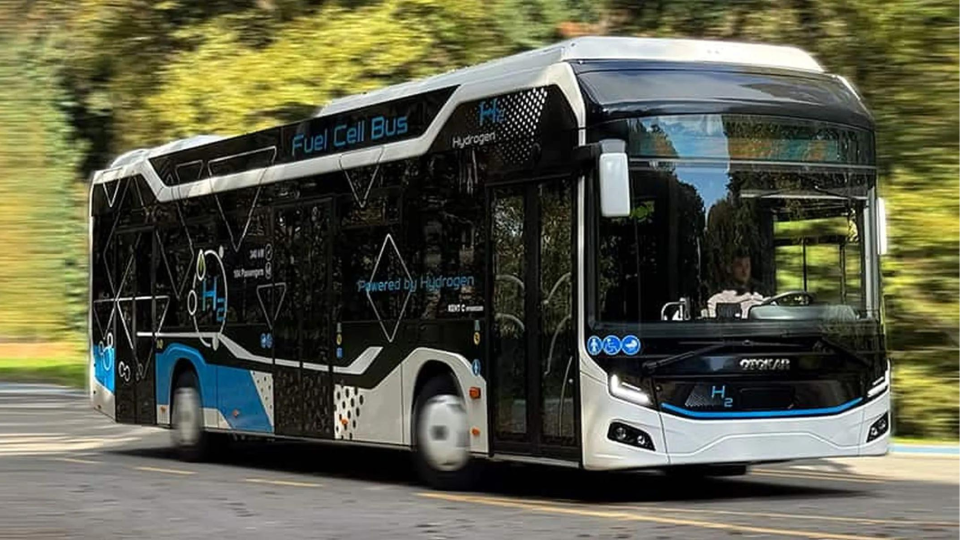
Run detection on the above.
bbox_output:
[0,384,956,539]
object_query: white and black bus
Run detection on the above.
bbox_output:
[89,37,891,488]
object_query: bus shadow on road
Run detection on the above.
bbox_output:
[108,440,866,504]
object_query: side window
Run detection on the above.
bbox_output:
[407,152,484,319]
[338,152,485,331]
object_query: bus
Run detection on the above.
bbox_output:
[89,37,891,488]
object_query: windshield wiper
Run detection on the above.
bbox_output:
[641,342,727,375]
[641,339,804,375]
[816,336,873,368]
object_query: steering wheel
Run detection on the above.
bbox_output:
[759,290,815,307]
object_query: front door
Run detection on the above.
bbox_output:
[488,178,578,459]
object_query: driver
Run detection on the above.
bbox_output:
[707,249,766,319]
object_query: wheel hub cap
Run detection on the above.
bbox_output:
[418,395,469,472]
[173,387,201,447]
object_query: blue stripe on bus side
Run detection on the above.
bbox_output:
[660,397,863,419]
[156,343,216,409]
[155,342,272,433]
[216,366,271,433]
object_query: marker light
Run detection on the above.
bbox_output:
[609,374,652,406]
[868,361,891,398]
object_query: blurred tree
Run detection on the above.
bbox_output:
[0,33,87,344]
[139,0,510,142]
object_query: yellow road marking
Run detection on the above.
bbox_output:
[752,470,884,484]
[419,493,891,540]
[605,504,958,528]
[134,465,196,476]
[51,457,101,465]
[244,478,321,488]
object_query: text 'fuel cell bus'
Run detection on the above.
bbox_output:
[89,37,891,489]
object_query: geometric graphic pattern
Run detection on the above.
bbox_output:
[334,383,365,440]
[344,164,380,209]
[256,282,287,330]
[366,234,413,343]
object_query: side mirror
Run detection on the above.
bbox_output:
[598,139,631,218]
[877,196,888,256]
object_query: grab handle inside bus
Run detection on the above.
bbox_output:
[597,139,631,218]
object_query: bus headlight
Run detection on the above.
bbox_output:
[609,374,652,407]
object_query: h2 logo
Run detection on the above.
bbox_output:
[711,385,734,408]
[478,98,505,127]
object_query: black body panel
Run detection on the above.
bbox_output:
[149,87,457,186]
[91,84,581,460]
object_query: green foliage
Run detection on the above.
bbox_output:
[0,34,87,344]
[0,357,87,388]
[894,361,959,438]
[140,0,510,144]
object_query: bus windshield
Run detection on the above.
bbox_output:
[591,114,878,328]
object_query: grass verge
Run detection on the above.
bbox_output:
[0,357,86,388]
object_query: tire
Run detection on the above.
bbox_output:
[171,370,216,461]
[413,375,477,490]
[665,464,749,478]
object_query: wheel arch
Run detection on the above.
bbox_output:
[401,347,488,454]
[156,343,212,426]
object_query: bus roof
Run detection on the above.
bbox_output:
[320,37,823,116]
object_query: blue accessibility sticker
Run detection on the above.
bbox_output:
[472,358,481,376]
[602,335,622,356]
[621,335,641,356]
[586,335,603,356]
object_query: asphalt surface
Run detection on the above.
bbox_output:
[0,384,956,539]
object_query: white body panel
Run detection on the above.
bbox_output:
[335,368,403,444]
[90,379,115,420]
[661,393,889,464]
[580,370,668,470]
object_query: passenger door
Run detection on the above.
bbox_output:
[488,178,578,459]
[272,200,334,438]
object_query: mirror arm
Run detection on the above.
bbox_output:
[573,140,628,164]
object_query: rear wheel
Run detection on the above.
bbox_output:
[171,370,215,461]
[413,375,477,490]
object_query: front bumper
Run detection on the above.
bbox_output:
[580,371,889,471]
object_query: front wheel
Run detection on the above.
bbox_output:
[413,375,477,490]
